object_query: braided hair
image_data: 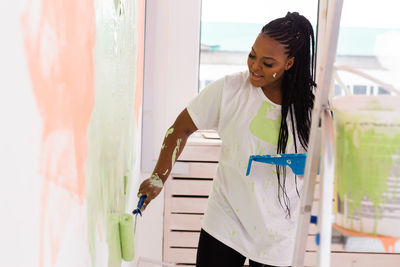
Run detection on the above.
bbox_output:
[262,12,316,217]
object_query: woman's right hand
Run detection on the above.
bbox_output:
[137,174,164,212]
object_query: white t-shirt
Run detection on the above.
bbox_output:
[187,70,305,266]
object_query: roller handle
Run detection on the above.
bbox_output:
[132,195,147,216]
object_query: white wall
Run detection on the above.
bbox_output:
[137,0,201,263]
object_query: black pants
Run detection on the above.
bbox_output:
[196,229,289,267]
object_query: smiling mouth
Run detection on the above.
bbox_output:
[250,72,264,81]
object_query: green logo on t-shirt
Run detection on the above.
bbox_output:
[249,101,281,145]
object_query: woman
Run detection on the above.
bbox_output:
[138,12,316,267]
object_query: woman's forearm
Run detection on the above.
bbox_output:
[151,125,191,184]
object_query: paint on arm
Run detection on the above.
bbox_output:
[165,127,174,138]
[171,138,182,166]
[149,173,163,188]
[151,109,196,185]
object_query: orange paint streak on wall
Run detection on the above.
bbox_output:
[334,223,399,253]
[21,0,95,265]
[134,0,146,126]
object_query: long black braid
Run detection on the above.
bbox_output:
[262,12,316,217]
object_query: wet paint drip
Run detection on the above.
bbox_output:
[165,127,174,138]
[171,138,182,165]
[335,110,400,234]
[149,173,163,188]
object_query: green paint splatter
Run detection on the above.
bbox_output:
[171,138,182,165]
[335,110,400,234]
[264,179,270,191]
[165,127,174,138]
[232,231,236,236]
[365,99,393,111]
[251,181,255,192]
[250,101,280,145]
[149,173,163,188]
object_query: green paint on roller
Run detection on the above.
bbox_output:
[335,109,400,234]
[250,101,281,145]
[107,213,135,263]
[119,213,135,261]
[165,127,174,138]
[107,214,122,266]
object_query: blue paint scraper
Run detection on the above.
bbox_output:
[246,153,307,176]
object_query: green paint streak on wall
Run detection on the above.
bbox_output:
[335,110,400,234]
[86,0,138,266]
[250,101,280,145]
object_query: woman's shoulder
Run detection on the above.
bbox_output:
[223,70,250,89]
[224,69,249,81]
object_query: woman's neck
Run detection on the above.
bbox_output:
[262,80,282,105]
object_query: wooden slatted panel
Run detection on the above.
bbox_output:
[178,144,221,162]
[168,178,213,196]
[168,214,203,231]
[171,162,218,178]
[170,197,208,213]
[166,231,200,247]
[164,248,197,264]
[164,161,217,266]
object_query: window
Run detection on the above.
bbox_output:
[353,85,367,95]
[333,0,400,96]
[199,0,319,92]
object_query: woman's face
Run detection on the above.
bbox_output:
[247,34,294,89]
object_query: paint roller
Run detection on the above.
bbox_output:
[107,213,135,263]
[107,195,147,263]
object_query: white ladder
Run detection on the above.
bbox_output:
[292,1,344,266]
